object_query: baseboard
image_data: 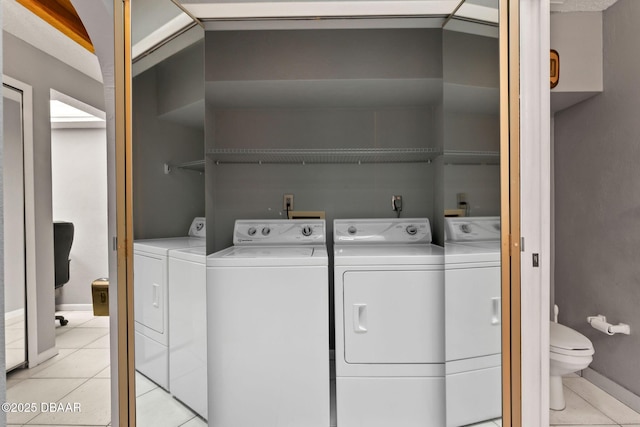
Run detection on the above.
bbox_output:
[583,367,640,413]
[5,308,25,321]
[36,346,59,366]
[56,304,93,311]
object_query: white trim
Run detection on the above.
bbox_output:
[582,368,640,414]
[132,13,195,60]
[50,89,106,121]
[36,346,59,365]
[183,1,458,20]
[519,1,551,425]
[55,304,94,312]
[3,75,38,371]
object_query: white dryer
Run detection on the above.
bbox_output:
[207,219,329,427]
[333,218,445,427]
[168,246,207,419]
[444,216,501,427]
[133,217,206,389]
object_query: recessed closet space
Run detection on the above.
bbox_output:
[132,38,205,239]
[204,28,444,251]
[443,29,500,219]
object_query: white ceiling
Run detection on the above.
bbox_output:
[550,0,619,12]
[1,0,620,85]
[2,0,103,82]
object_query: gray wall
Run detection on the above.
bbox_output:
[132,41,205,240]
[554,0,640,396]
[0,10,6,410]
[205,28,443,252]
[443,30,500,219]
[3,31,105,356]
[51,128,109,305]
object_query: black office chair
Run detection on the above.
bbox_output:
[53,221,74,326]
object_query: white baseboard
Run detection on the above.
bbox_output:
[5,308,25,321]
[36,347,59,366]
[56,304,93,311]
[583,367,640,413]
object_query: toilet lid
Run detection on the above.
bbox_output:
[550,322,594,355]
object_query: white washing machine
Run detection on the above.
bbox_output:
[333,218,445,427]
[168,246,207,419]
[444,216,501,427]
[133,217,206,389]
[207,219,329,427]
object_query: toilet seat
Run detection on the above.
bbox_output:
[550,322,594,356]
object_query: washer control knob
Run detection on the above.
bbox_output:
[302,226,313,237]
[261,227,271,236]
[406,225,418,235]
[461,224,472,233]
[347,226,357,235]
[248,227,257,236]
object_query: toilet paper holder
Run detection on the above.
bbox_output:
[587,314,631,336]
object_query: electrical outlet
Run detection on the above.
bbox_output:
[392,195,403,212]
[457,193,467,209]
[283,194,294,211]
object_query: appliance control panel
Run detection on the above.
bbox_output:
[234,220,326,245]
[445,216,500,242]
[188,217,207,238]
[334,218,432,244]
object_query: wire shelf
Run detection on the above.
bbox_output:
[206,148,441,164]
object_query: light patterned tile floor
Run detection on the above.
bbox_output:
[7,312,640,426]
[5,311,202,426]
[550,376,640,427]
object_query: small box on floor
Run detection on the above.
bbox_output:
[91,278,109,316]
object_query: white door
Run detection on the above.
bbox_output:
[133,253,166,336]
[445,266,501,361]
[343,270,444,364]
[3,83,27,371]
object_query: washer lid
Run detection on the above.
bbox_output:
[169,246,206,263]
[133,237,205,256]
[445,241,500,265]
[550,322,594,355]
[207,245,328,267]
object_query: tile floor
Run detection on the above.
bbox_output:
[6,311,640,427]
[5,311,204,427]
[549,374,640,427]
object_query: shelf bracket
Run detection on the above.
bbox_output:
[164,163,172,175]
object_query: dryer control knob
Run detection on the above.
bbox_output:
[248,227,257,236]
[461,224,472,233]
[406,225,418,235]
[261,227,271,236]
[347,226,357,235]
[302,226,313,237]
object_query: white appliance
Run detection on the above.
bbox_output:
[444,216,501,427]
[333,218,445,427]
[168,246,207,419]
[133,217,206,389]
[206,219,329,427]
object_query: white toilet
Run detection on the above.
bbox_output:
[549,321,595,410]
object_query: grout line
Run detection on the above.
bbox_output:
[560,382,618,426]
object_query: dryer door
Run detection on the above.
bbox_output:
[343,270,444,364]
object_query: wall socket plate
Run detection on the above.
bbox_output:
[283,194,294,210]
[392,195,403,211]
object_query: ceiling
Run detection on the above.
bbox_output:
[2,0,102,81]
[1,0,622,84]
[550,0,619,12]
